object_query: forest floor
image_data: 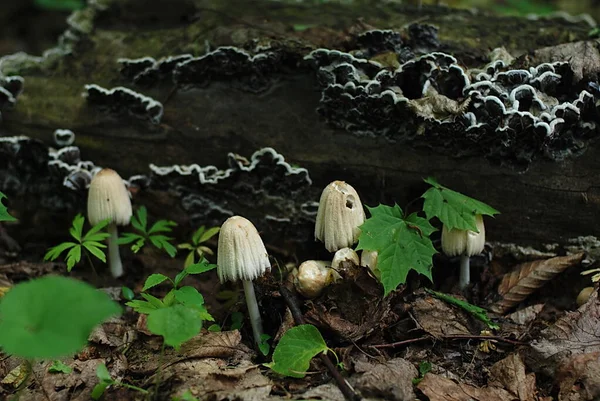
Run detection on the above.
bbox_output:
[0,226,598,401]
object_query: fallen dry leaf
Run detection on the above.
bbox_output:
[352,357,417,401]
[412,295,473,338]
[507,304,544,326]
[526,40,600,83]
[556,352,600,401]
[417,373,515,401]
[526,290,600,376]
[490,253,584,314]
[488,354,536,401]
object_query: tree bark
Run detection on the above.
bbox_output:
[0,0,598,249]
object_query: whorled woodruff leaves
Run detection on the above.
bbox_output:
[422,177,499,231]
[357,204,437,297]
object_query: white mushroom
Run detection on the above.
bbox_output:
[217,216,271,346]
[315,181,365,252]
[87,168,132,278]
[331,247,360,271]
[294,260,335,299]
[441,214,485,290]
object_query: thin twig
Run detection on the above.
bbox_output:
[369,334,528,349]
[369,336,431,349]
[279,286,362,401]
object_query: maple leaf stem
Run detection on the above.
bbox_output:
[459,254,470,290]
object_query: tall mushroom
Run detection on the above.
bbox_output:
[217,216,271,347]
[441,214,485,290]
[315,181,365,252]
[87,168,132,278]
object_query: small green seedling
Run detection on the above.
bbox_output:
[172,389,199,401]
[44,214,110,272]
[126,259,216,347]
[412,361,432,385]
[266,324,337,378]
[425,288,499,330]
[0,276,121,359]
[0,192,16,222]
[178,225,220,267]
[118,206,177,257]
[91,363,148,400]
[48,360,73,374]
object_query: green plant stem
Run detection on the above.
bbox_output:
[119,382,149,394]
[107,223,123,278]
[459,254,470,290]
[243,279,263,347]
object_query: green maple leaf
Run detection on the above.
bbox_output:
[0,193,16,222]
[422,177,499,231]
[357,204,437,296]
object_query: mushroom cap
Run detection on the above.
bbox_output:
[217,216,271,283]
[294,260,334,299]
[315,180,365,252]
[331,247,360,270]
[441,214,485,257]
[87,168,133,226]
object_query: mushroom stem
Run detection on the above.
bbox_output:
[459,254,470,290]
[242,279,263,346]
[107,223,123,278]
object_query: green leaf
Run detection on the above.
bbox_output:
[267,325,328,378]
[83,232,110,243]
[48,360,73,374]
[44,242,77,261]
[143,274,170,291]
[149,235,177,257]
[173,270,189,288]
[186,259,216,275]
[422,177,499,231]
[183,252,195,268]
[69,214,85,242]
[91,381,110,400]
[0,193,16,222]
[163,289,177,307]
[132,206,148,233]
[357,205,437,296]
[174,287,214,321]
[65,245,82,272]
[259,334,271,356]
[191,226,206,244]
[125,300,157,314]
[424,288,500,330]
[198,226,220,243]
[147,305,202,347]
[82,243,107,263]
[121,286,135,301]
[91,363,113,399]
[207,324,221,332]
[148,220,177,235]
[83,219,110,241]
[141,293,165,309]
[117,233,144,245]
[230,311,244,330]
[0,276,121,358]
[174,286,205,307]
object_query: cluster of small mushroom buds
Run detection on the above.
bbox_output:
[289,180,379,298]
